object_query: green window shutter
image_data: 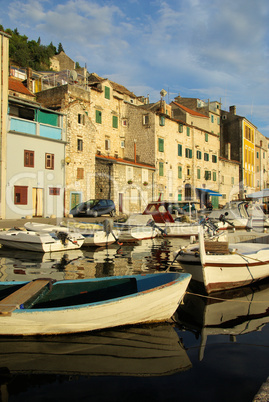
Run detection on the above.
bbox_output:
[187,127,190,136]
[213,171,217,181]
[112,115,118,128]
[105,86,110,99]
[159,116,165,126]
[197,168,200,179]
[212,154,217,163]
[178,144,182,156]
[158,138,164,152]
[159,162,164,176]
[96,110,102,124]
[178,165,182,179]
[205,133,208,142]
[179,124,183,133]
[197,150,202,159]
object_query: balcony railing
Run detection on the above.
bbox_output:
[8,116,62,140]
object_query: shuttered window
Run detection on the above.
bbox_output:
[14,186,28,205]
[96,110,102,124]
[24,150,34,167]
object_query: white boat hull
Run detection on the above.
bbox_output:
[176,228,269,293]
[0,274,191,335]
[0,230,84,252]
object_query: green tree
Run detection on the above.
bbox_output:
[57,42,64,54]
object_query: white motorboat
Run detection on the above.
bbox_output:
[0,228,84,253]
[25,221,119,247]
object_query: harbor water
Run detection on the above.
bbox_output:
[0,236,268,402]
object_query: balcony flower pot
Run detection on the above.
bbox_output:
[127,180,133,184]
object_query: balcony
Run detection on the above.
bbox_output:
[8,116,63,140]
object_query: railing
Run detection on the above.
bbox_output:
[8,116,62,140]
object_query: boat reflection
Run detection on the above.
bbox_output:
[175,280,269,361]
[0,324,191,386]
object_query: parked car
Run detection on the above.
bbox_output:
[70,199,116,217]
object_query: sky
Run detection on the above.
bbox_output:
[1,0,269,136]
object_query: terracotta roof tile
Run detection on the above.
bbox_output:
[9,77,35,97]
[172,101,208,118]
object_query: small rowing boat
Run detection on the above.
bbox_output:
[0,272,191,335]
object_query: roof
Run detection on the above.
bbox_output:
[9,77,35,97]
[172,101,208,118]
[88,73,137,98]
[96,154,155,170]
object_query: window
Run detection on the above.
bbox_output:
[105,86,110,99]
[257,151,259,158]
[159,162,164,176]
[121,140,125,148]
[49,187,60,195]
[197,168,201,179]
[213,171,217,181]
[78,113,85,125]
[112,115,118,128]
[187,166,191,176]
[178,165,182,179]
[185,148,192,158]
[197,150,202,159]
[205,133,208,142]
[158,138,164,152]
[96,110,102,124]
[77,138,83,151]
[205,170,211,180]
[179,124,183,133]
[159,116,165,126]
[105,139,111,151]
[77,168,84,180]
[212,154,217,163]
[24,150,34,167]
[204,153,209,161]
[14,185,28,205]
[143,114,149,125]
[231,177,234,184]
[186,127,190,136]
[45,153,54,169]
[122,119,127,126]
[178,144,182,156]
[211,115,214,123]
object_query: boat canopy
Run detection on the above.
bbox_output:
[247,189,269,199]
[196,188,222,197]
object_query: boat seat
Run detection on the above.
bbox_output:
[0,279,51,316]
[204,241,229,254]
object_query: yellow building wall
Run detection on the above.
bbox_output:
[243,121,255,190]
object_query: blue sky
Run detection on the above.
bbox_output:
[1,0,269,136]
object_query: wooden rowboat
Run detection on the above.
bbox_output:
[175,227,269,293]
[0,272,191,335]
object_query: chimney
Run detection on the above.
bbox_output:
[26,67,32,91]
[229,105,236,115]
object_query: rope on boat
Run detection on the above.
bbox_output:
[185,291,269,303]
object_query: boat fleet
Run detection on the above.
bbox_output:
[0,199,268,335]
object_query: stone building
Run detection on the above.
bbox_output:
[50,51,75,72]
[36,84,96,214]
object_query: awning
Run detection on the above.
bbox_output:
[196,188,222,197]
[247,189,269,199]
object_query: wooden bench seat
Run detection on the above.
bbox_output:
[204,241,229,254]
[0,279,51,316]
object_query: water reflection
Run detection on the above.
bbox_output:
[0,237,190,282]
[175,279,269,361]
[0,238,268,402]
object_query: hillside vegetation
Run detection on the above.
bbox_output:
[0,25,65,71]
